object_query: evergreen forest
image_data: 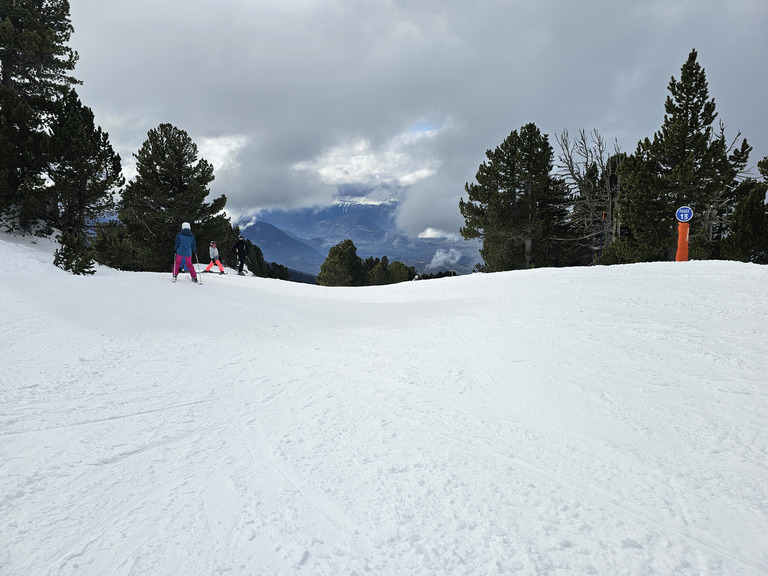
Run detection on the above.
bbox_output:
[460,52,767,271]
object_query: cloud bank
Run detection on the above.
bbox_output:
[69,0,768,236]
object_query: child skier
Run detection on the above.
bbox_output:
[173,222,198,283]
[204,241,225,274]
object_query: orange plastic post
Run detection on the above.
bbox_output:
[675,222,690,262]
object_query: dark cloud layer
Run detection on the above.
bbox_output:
[69,0,768,236]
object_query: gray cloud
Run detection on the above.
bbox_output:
[69,0,768,236]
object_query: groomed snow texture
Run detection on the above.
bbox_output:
[2,233,767,575]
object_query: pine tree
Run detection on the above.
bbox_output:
[365,256,389,285]
[317,239,365,286]
[53,229,94,274]
[0,0,79,104]
[460,123,570,271]
[115,124,228,271]
[47,89,123,272]
[386,260,413,283]
[612,50,750,262]
[360,255,416,285]
[721,157,768,263]
[0,0,80,229]
[246,240,269,277]
[0,88,48,228]
[267,262,290,280]
[90,220,138,270]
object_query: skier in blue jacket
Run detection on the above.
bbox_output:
[173,222,199,282]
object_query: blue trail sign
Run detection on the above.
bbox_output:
[676,206,693,223]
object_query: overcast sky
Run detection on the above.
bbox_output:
[68,0,767,237]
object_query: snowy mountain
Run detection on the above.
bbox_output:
[243,201,481,275]
[243,221,327,274]
[2,232,768,575]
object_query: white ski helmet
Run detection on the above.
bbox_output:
[181,222,190,230]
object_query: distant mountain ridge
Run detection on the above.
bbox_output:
[255,201,397,244]
[245,221,326,273]
[240,201,480,276]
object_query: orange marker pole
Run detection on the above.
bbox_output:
[675,221,690,262]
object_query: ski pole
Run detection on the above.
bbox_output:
[246,255,253,275]
[194,252,202,285]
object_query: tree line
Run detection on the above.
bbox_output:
[460,50,768,270]
[315,239,461,286]
[316,239,418,286]
[0,1,289,278]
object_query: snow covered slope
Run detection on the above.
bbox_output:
[2,232,767,575]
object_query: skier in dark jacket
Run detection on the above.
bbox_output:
[231,235,249,276]
[173,222,198,282]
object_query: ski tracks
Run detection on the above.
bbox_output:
[308,309,768,575]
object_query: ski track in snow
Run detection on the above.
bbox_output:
[1,233,767,575]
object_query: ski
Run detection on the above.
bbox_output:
[171,276,202,284]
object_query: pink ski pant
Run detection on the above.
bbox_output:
[173,254,197,278]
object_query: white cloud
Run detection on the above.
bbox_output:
[198,135,249,173]
[418,228,459,240]
[426,248,462,271]
[293,123,441,189]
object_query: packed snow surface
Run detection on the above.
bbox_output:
[2,233,767,575]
